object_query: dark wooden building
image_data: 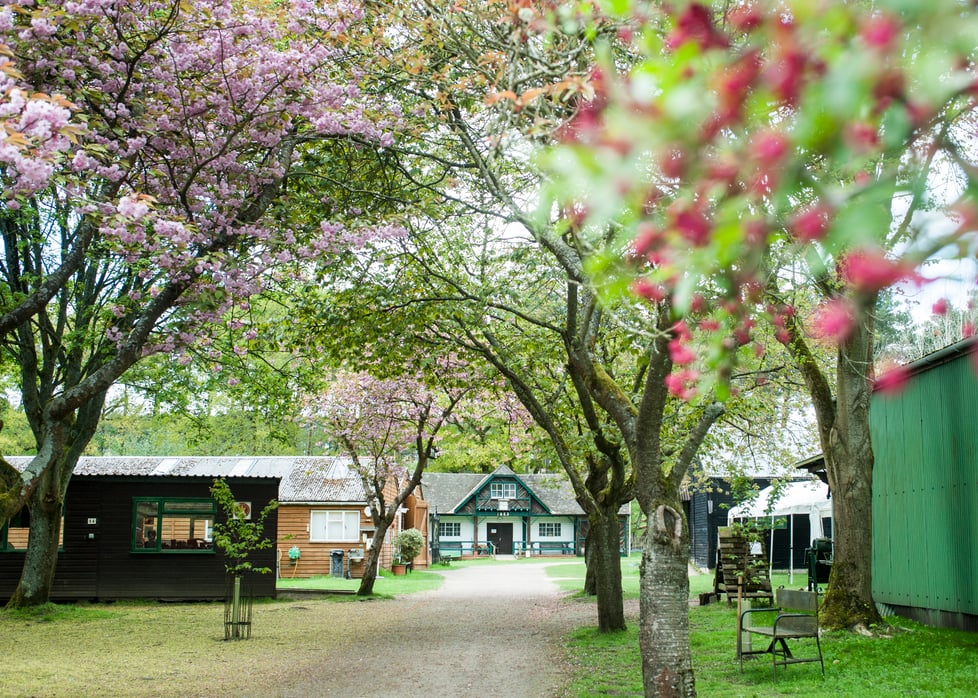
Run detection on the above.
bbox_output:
[685,475,777,570]
[1,457,281,602]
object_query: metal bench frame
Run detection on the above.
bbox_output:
[738,587,825,681]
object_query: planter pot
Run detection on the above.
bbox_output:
[392,563,407,576]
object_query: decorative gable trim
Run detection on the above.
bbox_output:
[454,466,552,516]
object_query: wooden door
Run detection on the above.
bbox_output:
[486,522,513,555]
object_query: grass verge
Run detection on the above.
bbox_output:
[567,603,978,697]
[276,568,444,596]
[560,558,978,697]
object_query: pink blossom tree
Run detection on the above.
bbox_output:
[540,0,978,692]
[305,370,472,596]
[0,0,398,607]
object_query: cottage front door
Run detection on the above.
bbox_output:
[486,522,513,555]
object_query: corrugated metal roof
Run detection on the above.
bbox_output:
[277,457,367,504]
[5,455,367,504]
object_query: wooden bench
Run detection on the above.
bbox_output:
[738,587,824,681]
[535,541,575,555]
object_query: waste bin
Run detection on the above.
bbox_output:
[805,538,832,591]
[330,549,344,578]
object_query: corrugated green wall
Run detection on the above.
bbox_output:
[871,351,978,616]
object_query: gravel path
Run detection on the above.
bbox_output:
[273,562,596,698]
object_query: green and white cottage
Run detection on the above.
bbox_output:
[422,465,630,559]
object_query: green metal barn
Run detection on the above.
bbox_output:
[870,337,978,631]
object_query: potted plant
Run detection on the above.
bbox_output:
[391,528,424,575]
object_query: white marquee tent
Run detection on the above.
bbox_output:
[727,479,833,579]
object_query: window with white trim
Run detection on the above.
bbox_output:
[310,510,360,542]
[439,522,461,537]
[538,522,561,537]
[490,481,516,499]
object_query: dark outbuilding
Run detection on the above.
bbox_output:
[0,457,281,602]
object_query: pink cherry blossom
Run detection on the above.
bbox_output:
[874,365,910,395]
[842,250,919,292]
[811,298,856,343]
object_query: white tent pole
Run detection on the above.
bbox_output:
[769,515,774,580]
[789,514,794,584]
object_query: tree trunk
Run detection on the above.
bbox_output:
[639,501,694,697]
[0,456,25,527]
[583,529,597,596]
[590,506,626,632]
[6,391,111,608]
[357,517,393,596]
[5,464,67,608]
[821,331,884,630]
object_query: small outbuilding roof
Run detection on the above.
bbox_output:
[5,455,367,504]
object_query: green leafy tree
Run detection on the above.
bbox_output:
[210,479,279,577]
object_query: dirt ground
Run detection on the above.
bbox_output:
[271,562,602,698]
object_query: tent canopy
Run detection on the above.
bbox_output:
[728,479,832,540]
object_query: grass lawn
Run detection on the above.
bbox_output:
[559,556,978,697]
[3,558,976,697]
[276,568,444,596]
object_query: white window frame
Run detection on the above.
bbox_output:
[538,522,561,537]
[490,481,517,499]
[439,521,461,537]
[309,510,360,543]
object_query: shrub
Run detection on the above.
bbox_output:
[393,528,424,563]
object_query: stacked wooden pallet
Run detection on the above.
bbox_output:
[713,526,773,604]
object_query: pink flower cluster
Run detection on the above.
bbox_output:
[552,0,978,400]
[0,0,403,361]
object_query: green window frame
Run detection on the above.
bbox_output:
[1,507,64,552]
[133,497,216,553]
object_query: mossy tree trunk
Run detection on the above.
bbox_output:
[588,505,626,631]
[782,296,884,631]
[5,395,104,609]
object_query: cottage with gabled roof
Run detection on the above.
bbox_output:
[275,456,429,578]
[423,465,630,559]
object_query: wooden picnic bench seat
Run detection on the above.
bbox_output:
[738,587,825,681]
